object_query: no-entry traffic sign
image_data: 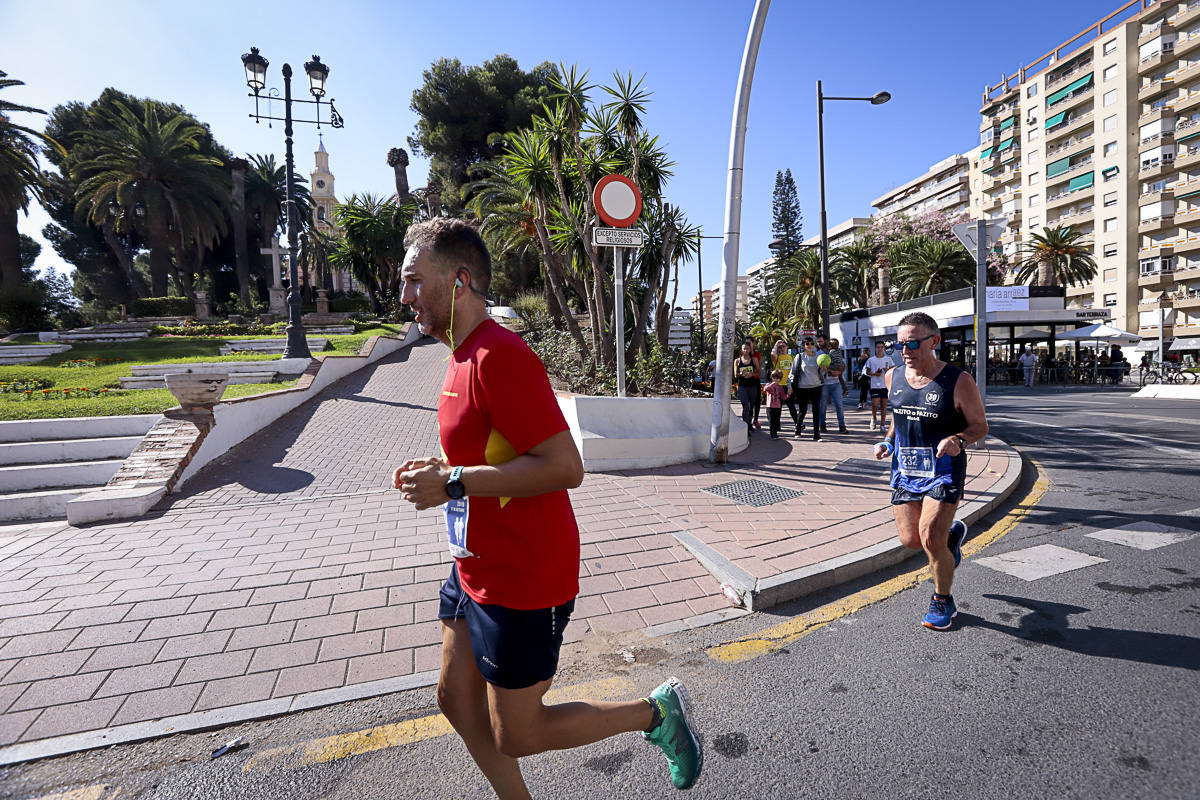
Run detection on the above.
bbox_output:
[593,174,642,228]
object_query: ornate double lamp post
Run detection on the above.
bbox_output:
[239,46,345,360]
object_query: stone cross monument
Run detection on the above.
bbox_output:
[261,235,288,315]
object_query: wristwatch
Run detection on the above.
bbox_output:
[445,466,466,500]
[954,435,967,451]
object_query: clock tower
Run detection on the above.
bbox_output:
[310,134,337,234]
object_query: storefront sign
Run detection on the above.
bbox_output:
[986,285,1030,311]
[1074,310,1111,319]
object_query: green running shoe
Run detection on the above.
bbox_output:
[642,677,702,790]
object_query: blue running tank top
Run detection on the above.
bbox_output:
[889,363,968,494]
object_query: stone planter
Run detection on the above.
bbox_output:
[165,370,229,409]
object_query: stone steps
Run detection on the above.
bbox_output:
[219,338,328,356]
[0,344,72,365]
[304,326,354,335]
[119,371,278,389]
[0,435,146,466]
[117,359,310,390]
[0,414,159,522]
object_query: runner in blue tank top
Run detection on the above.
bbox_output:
[872,312,989,630]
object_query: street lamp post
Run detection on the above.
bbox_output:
[240,47,345,361]
[816,82,890,338]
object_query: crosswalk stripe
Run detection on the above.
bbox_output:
[973,544,1107,581]
[1086,522,1196,550]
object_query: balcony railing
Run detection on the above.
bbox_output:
[1048,183,1095,203]
[1054,204,1095,223]
[1046,58,1094,89]
[1046,133,1094,157]
[1178,116,1200,133]
[1048,110,1094,136]
[1141,131,1177,147]
[1140,155,1179,172]
[1049,157,1095,183]
[1140,42,1176,64]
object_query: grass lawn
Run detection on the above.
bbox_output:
[0,324,405,420]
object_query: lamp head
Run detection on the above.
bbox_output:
[241,47,269,92]
[304,55,329,98]
[871,91,892,105]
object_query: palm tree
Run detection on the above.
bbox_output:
[830,238,879,311]
[72,99,226,296]
[243,153,312,250]
[1015,225,1098,287]
[888,237,977,300]
[329,193,408,314]
[229,157,252,307]
[774,248,823,329]
[0,71,64,291]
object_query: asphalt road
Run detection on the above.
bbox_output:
[3,387,1198,800]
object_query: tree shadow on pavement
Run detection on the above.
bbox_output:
[959,594,1199,671]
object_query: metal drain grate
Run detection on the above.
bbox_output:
[704,479,805,507]
[830,457,890,477]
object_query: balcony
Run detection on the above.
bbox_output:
[1140,76,1176,102]
[1053,204,1095,224]
[937,189,970,208]
[1046,133,1096,160]
[1139,105,1175,124]
[1139,266,1176,287]
[1046,58,1094,89]
[1176,205,1200,225]
[1139,157,1179,178]
[1066,283,1095,298]
[1048,84,1095,115]
[1047,184,1094,209]
[1140,185,1175,204]
[1140,131,1178,152]
[1046,111,1095,143]
[1177,147,1200,169]
[1139,214,1177,233]
[1139,242,1176,259]
[1173,0,1200,30]
[1139,45,1176,75]
[980,116,1001,134]
[1174,291,1200,309]
[1047,157,1096,187]
[1178,30,1200,57]
[1139,20,1174,46]
[1176,87,1200,113]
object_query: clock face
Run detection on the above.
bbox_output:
[316,179,326,188]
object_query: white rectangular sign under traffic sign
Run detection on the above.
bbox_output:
[593,227,645,247]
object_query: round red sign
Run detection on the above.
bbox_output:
[592,174,643,228]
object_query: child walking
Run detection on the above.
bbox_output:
[764,369,791,439]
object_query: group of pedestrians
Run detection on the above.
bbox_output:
[392,218,987,798]
[736,333,853,441]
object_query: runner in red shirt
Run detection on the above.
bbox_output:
[394,218,701,797]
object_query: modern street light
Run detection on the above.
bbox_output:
[239,46,345,360]
[816,82,889,338]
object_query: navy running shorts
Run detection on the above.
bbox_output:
[438,564,574,690]
[869,388,888,400]
[891,481,964,506]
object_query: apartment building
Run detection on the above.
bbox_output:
[802,217,873,250]
[977,0,1200,350]
[708,275,750,323]
[690,289,715,328]
[872,155,974,220]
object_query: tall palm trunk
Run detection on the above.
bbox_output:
[0,205,25,291]
[147,213,172,296]
[1037,254,1055,287]
[531,213,589,359]
[231,161,251,308]
[878,264,890,305]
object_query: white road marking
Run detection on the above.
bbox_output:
[1085,522,1197,550]
[974,544,1108,581]
[988,416,1199,461]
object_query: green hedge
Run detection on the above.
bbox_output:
[132,297,193,317]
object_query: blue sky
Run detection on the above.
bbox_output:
[2,0,1125,304]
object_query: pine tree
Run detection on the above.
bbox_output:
[752,169,803,320]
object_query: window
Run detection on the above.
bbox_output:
[1028,129,1040,142]
[1104,114,1118,132]
[1104,39,1117,55]
[1104,169,1120,182]
[1104,248,1118,261]
[1030,172,1041,184]
[1104,293,1117,307]
[1104,64,1119,81]
[1140,256,1174,275]
[1028,216,1041,228]
[1105,217,1118,232]
[317,207,325,221]
[1104,141,1118,156]
[1103,89,1118,107]
[1104,191,1118,207]
[1029,193,1041,207]
[1028,85,1039,98]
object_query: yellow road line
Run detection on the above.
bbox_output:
[28,786,120,800]
[707,459,1049,664]
[242,675,637,773]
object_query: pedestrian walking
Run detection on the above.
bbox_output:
[743,336,764,430]
[764,369,790,438]
[1019,345,1038,388]
[856,347,871,410]
[789,338,826,441]
[872,312,988,630]
[819,337,848,433]
[394,218,702,797]
[865,341,892,431]
[771,339,800,432]
[735,342,760,434]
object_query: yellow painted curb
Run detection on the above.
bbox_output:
[242,675,636,773]
[707,459,1048,664]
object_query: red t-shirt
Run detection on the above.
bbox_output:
[438,319,580,610]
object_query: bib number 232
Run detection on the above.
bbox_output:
[898,446,936,479]
[443,498,474,558]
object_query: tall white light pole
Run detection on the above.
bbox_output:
[710,0,771,463]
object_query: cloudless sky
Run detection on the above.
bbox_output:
[2,0,1126,305]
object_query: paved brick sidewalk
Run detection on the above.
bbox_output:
[0,343,1017,756]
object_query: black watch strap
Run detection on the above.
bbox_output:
[955,435,967,450]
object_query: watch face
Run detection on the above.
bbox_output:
[446,481,465,500]
[316,179,326,188]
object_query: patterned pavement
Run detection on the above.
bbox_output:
[0,341,1017,752]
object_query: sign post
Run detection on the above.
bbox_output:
[952,218,1006,408]
[592,174,644,398]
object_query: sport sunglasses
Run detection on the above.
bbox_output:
[897,334,937,351]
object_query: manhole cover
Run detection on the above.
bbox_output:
[830,458,889,476]
[704,479,805,507]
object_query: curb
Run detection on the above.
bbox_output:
[670,437,1025,612]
